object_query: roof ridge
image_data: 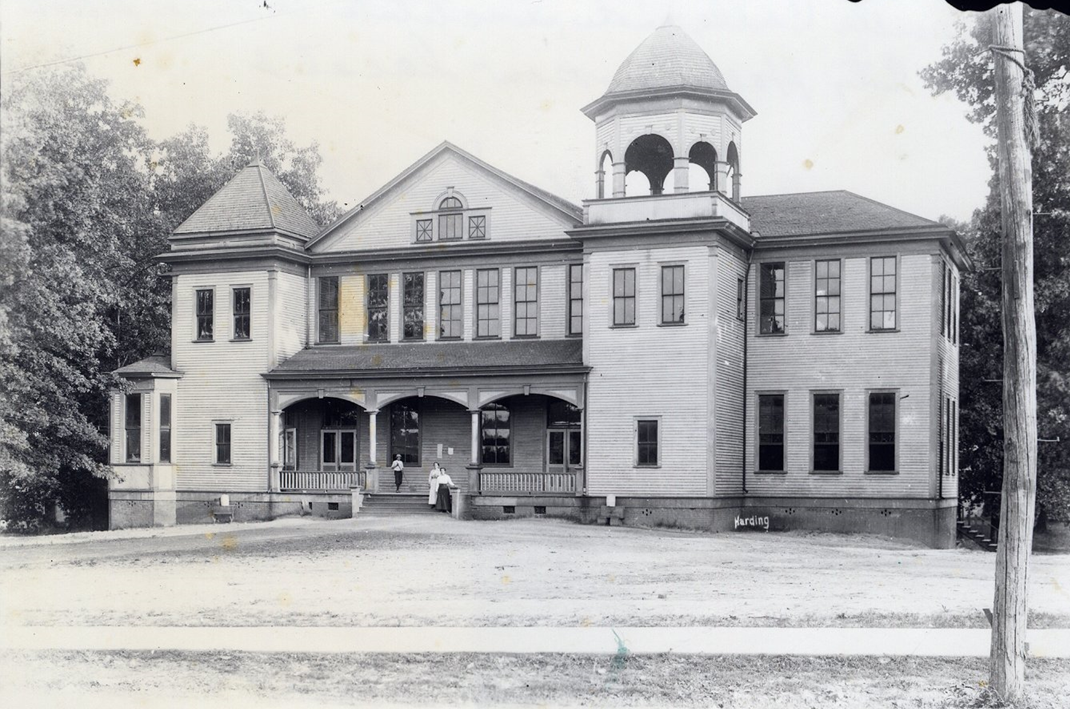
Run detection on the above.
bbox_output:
[742,189,852,199]
[255,163,277,230]
[838,189,942,226]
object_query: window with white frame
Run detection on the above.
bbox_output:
[125,393,141,463]
[214,422,231,465]
[232,286,251,340]
[612,268,636,326]
[636,419,659,466]
[159,393,171,464]
[660,265,685,324]
[438,270,462,339]
[868,392,896,472]
[195,289,214,341]
[367,273,389,342]
[476,269,500,338]
[869,256,897,330]
[514,267,538,337]
[568,264,583,335]
[814,259,841,332]
[812,393,840,472]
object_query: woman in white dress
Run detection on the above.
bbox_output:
[427,463,441,506]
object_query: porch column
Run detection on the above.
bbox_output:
[268,409,282,492]
[467,409,482,493]
[366,409,379,493]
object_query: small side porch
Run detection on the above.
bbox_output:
[263,340,589,500]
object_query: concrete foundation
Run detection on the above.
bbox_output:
[468,495,957,548]
[109,490,355,529]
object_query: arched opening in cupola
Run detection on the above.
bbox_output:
[624,134,674,196]
[726,141,741,201]
[687,141,718,192]
[596,150,613,199]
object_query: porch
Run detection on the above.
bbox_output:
[264,339,589,498]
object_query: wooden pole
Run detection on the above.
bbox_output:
[990,3,1037,702]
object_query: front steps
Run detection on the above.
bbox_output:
[957,519,997,551]
[360,492,441,516]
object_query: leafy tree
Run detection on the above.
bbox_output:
[922,9,1070,525]
[0,64,154,530]
[1,66,339,531]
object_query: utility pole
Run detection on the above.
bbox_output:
[990,3,1037,703]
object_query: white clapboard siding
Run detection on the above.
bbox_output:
[425,270,437,342]
[500,267,512,340]
[744,253,935,498]
[317,153,573,253]
[713,249,748,495]
[172,272,270,492]
[541,264,567,340]
[338,274,365,346]
[586,245,711,497]
[109,391,123,465]
[277,271,307,361]
[463,269,474,341]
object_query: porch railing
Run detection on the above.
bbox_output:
[479,471,578,495]
[280,470,366,492]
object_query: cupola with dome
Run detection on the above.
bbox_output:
[582,23,755,200]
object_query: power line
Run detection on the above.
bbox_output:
[4,9,283,75]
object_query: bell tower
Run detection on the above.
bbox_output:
[582,23,755,201]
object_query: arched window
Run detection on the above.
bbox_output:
[438,196,463,240]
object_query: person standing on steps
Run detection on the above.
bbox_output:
[391,454,404,493]
[427,462,442,506]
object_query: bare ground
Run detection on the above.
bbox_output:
[2,515,1068,629]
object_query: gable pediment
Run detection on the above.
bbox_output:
[309,143,581,254]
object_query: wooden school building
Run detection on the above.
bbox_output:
[108,24,970,547]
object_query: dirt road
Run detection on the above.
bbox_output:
[3,516,1067,629]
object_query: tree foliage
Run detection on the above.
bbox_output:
[922,9,1070,523]
[0,65,337,531]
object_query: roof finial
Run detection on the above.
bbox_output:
[659,11,676,28]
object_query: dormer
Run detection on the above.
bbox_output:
[411,187,492,243]
[582,24,756,202]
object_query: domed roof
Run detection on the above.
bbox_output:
[605,24,730,95]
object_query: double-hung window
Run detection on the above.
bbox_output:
[402,272,424,341]
[125,393,141,463]
[367,273,389,342]
[814,259,841,332]
[759,263,785,334]
[636,419,659,466]
[757,394,785,472]
[232,287,251,340]
[870,256,897,330]
[568,264,583,336]
[868,392,896,472]
[812,393,840,472]
[660,265,685,324]
[159,393,172,464]
[612,268,636,326]
[438,270,462,339]
[214,423,231,465]
[318,277,339,344]
[195,289,214,341]
[481,403,511,465]
[736,278,745,321]
[514,267,538,337]
[476,269,500,338]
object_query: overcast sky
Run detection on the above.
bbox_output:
[2,0,992,222]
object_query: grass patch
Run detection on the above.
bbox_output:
[2,650,1068,708]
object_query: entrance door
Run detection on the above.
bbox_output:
[547,429,582,473]
[321,429,357,472]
